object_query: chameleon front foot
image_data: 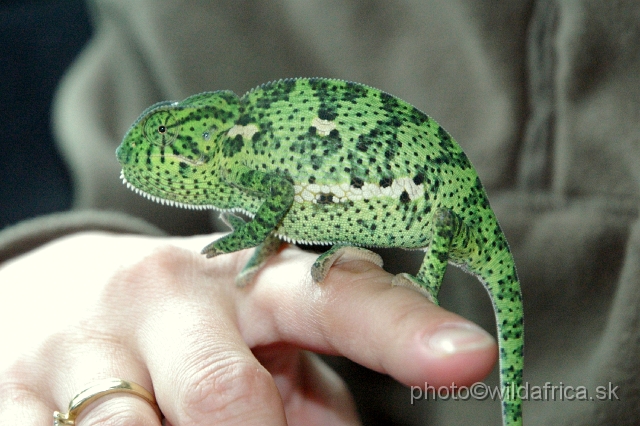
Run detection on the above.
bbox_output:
[200,233,284,287]
[235,234,283,287]
[391,273,439,305]
[311,245,383,283]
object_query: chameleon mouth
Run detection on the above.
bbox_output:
[120,170,208,210]
[119,170,254,218]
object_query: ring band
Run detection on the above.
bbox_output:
[53,378,162,425]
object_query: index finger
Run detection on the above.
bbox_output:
[228,243,497,388]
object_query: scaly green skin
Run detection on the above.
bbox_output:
[116,78,524,426]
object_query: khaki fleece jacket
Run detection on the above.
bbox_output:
[2,1,639,424]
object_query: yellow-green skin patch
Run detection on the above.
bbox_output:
[116,78,523,426]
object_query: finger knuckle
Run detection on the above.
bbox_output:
[106,245,195,307]
[119,245,187,284]
[180,356,278,421]
[0,374,38,410]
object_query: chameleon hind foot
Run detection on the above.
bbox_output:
[311,245,383,283]
[389,207,463,305]
[391,273,439,305]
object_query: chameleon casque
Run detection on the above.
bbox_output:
[116,78,523,425]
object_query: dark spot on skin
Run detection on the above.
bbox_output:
[356,137,368,152]
[318,108,337,121]
[351,176,364,189]
[379,177,392,187]
[236,115,251,126]
[221,135,244,157]
[317,193,335,204]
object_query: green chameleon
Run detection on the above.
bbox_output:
[116,78,523,426]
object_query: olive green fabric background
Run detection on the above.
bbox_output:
[2,1,639,424]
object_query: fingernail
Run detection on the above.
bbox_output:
[427,323,495,355]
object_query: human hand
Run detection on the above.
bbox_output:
[0,231,497,425]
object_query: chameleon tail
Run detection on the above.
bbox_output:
[470,238,524,426]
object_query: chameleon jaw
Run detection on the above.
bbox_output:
[119,170,252,217]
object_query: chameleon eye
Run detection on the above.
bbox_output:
[143,110,178,146]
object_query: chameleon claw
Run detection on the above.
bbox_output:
[234,267,259,287]
[391,273,439,305]
[200,242,224,258]
[311,246,383,283]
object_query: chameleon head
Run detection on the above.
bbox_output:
[116,92,240,208]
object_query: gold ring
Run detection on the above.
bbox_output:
[53,378,162,425]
